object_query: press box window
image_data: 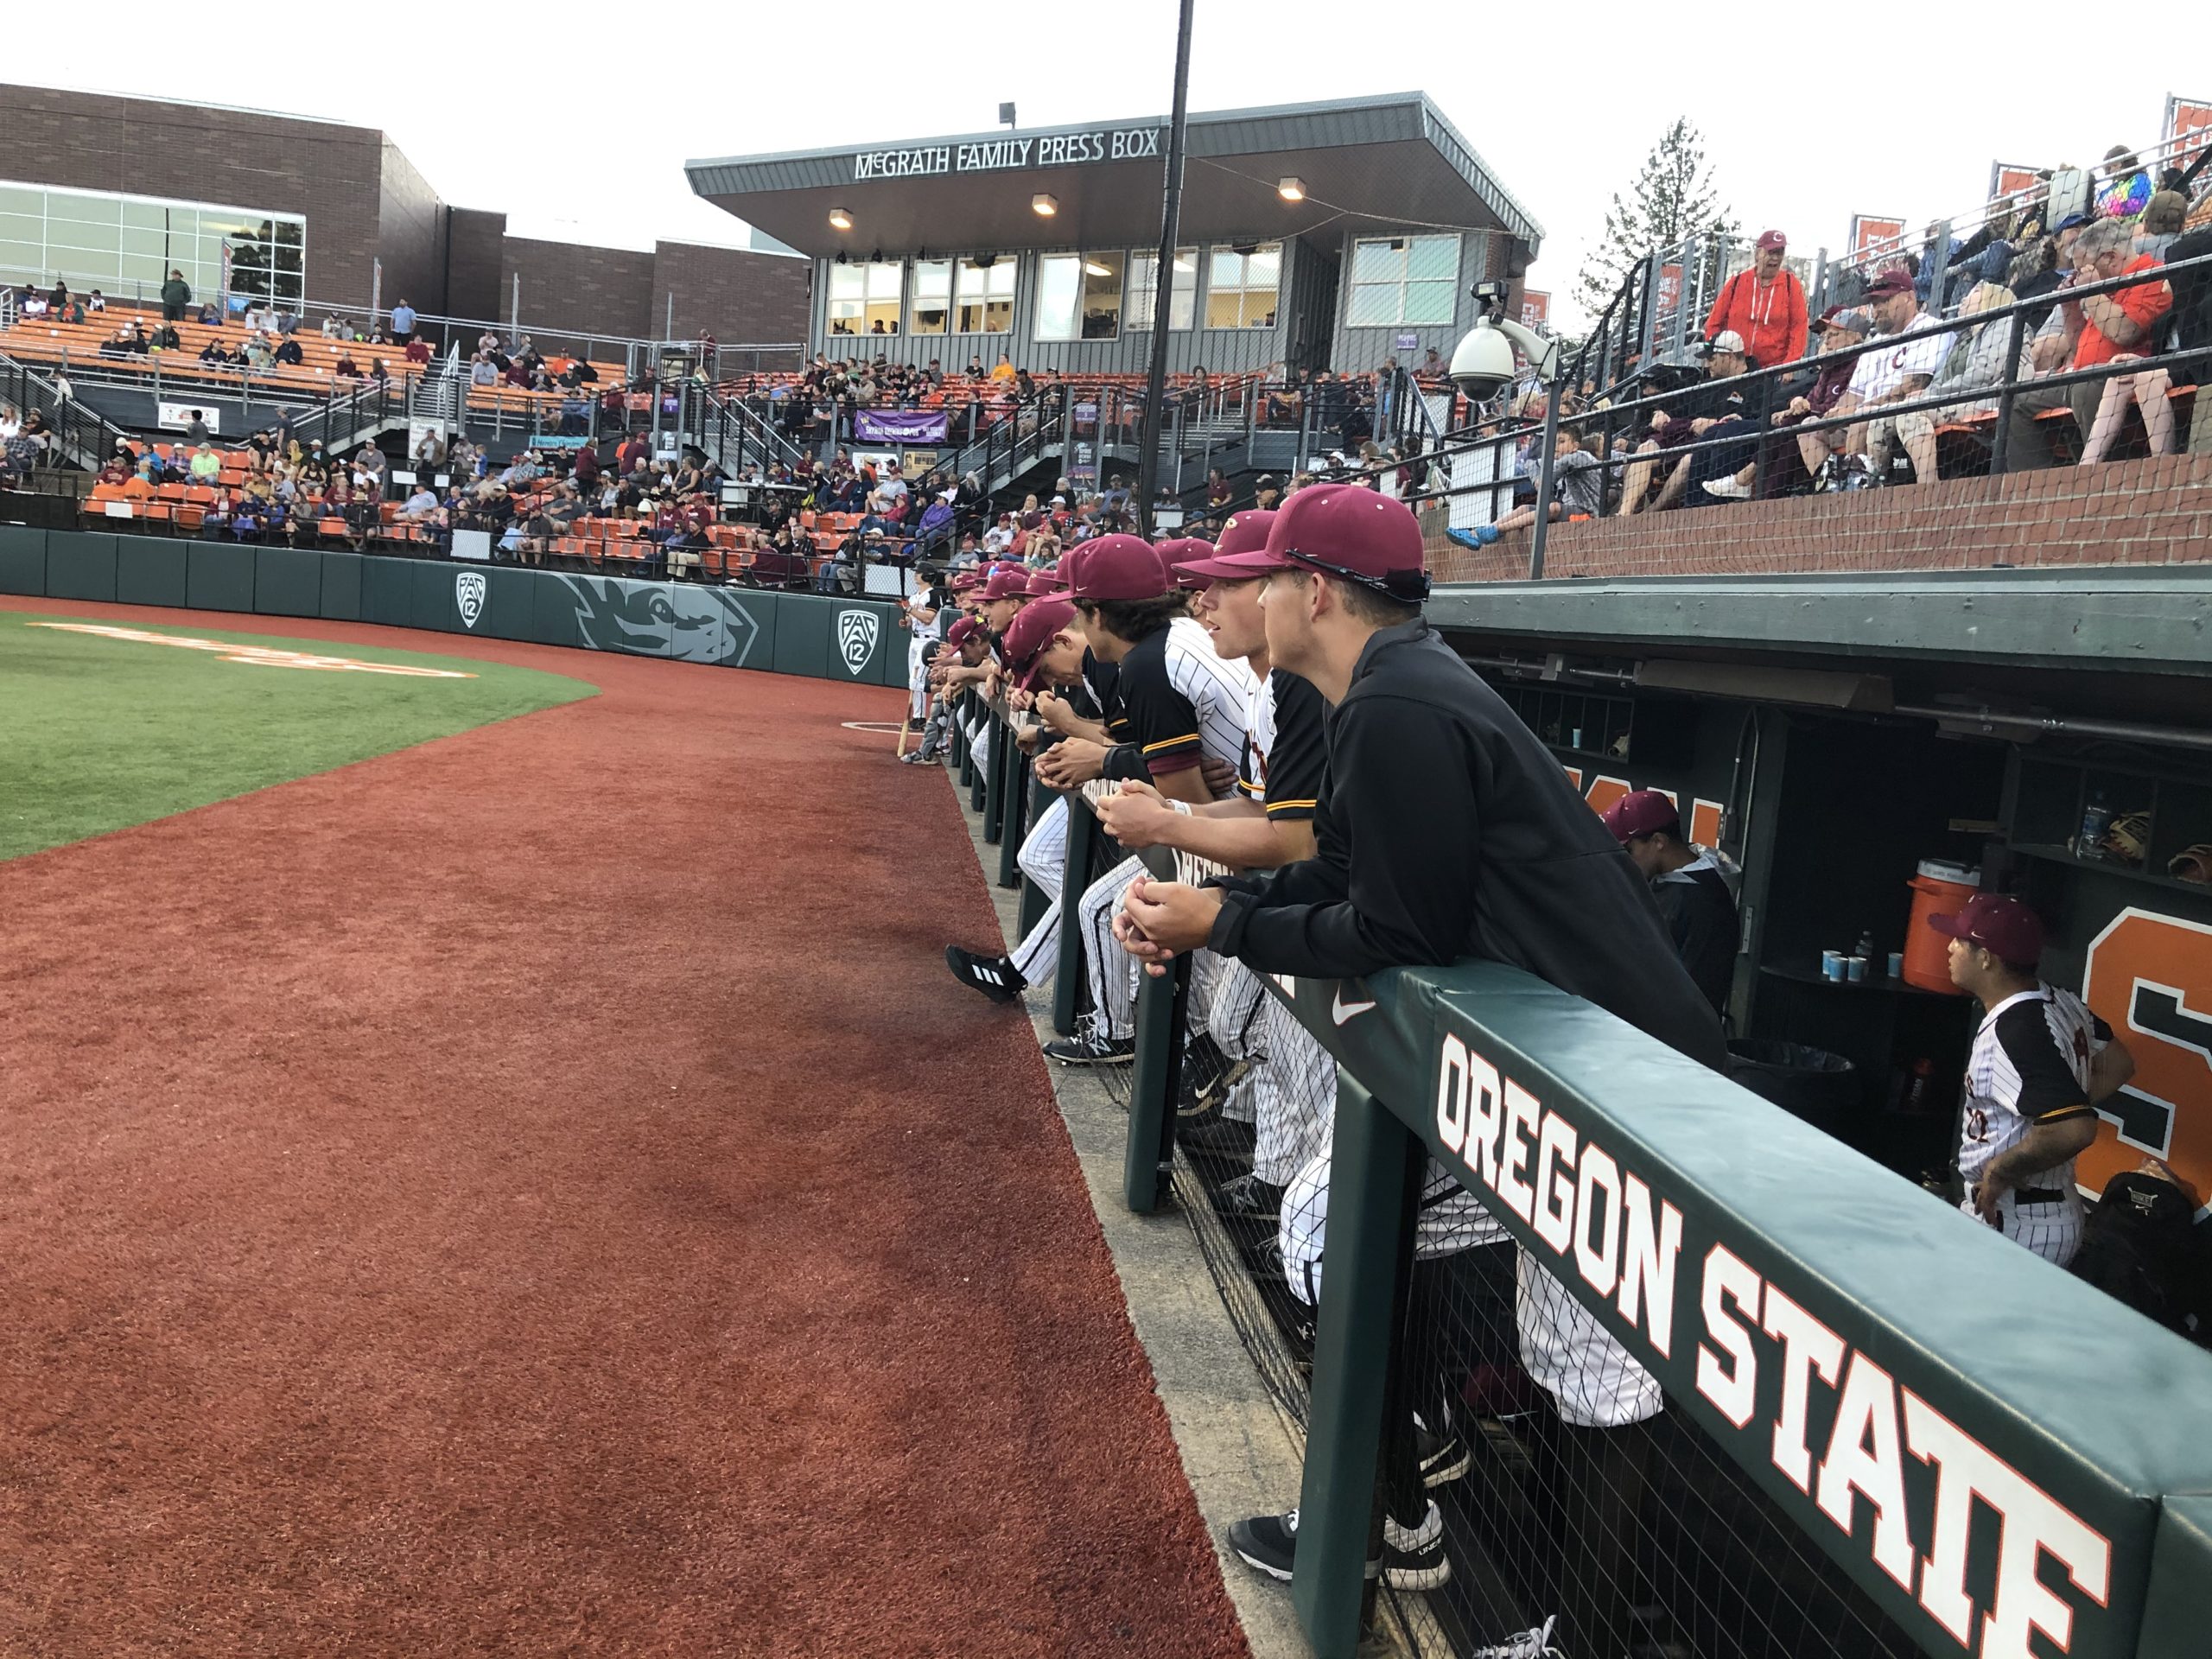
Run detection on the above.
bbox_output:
[1205,243,1279,329]
[1346,234,1460,327]
[955,257,1014,334]
[909,258,951,334]
[1034,251,1125,340]
[1126,246,1195,331]
[828,260,902,335]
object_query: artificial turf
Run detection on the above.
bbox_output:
[0,607,595,861]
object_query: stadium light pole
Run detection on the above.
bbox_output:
[1135,0,1195,539]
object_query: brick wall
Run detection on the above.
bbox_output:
[375,139,446,318]
[1427,452,2212,584]
[500,237,656,344]
[443,207,507,328]
[2,82,387,308]
[650,241,810,352]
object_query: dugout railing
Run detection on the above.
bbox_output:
[949,693,2212,1659]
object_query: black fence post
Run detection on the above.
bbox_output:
[1122,908,1189,1216]
[1990,308,2029,475]
[1051,799,1096,1038]
[996,743,1028,890]
[981,703,1007,846]
[1292,1072,1421,1657]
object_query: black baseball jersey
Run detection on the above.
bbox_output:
[1208,619,1726,1071]
[1651,853,1739,1013]
[1236,670,1326,823]
[1102,617,1252,784]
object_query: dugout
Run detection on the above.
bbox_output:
[1430,568,2212,1217]
[685,92,1541,385]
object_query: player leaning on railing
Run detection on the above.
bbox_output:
[1111,486,1727,1644]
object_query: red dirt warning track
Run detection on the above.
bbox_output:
[0,600,1249,1659]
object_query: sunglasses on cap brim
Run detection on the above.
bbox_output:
[1279,546,1432,604]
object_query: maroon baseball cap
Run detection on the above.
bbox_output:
[949,571,981,593]
[944,616,982,647]
[1062,533,1169,601]
[1864,267,1916,301]
[1154,537,1217,590]
[1170,509,1279,582]
[1599,789,1680,842]
[1024,567,1065,596]
[1003,596,1080,690]
[1928,893,2046,963]
[1255,484,1430,601]
[1756,228,1787,251]
[980,565,1033,602]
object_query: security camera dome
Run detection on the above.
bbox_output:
[1449,321,1519,398]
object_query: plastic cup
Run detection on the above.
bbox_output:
[1847,955,1867,983]
[1821,950,1844,982]
[1886,951,1904,980]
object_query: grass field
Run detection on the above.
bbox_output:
[0,607,595,861]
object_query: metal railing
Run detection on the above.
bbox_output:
[1409,249,2212,580]
[947,692,2212,1659]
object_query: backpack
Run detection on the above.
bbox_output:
[2069,1171,2204,1338]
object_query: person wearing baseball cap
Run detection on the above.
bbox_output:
[1932,893,2134,1264]
[1153,536,1217,591]
[1703,228,1807,370]
[1619,328,1757,515]
[1097,502,1333,1187]
[1846,267,1947,484]
[1120,482,1725,1591]
[976,563,1035,639]
[1010,532,1257,1065]
[1599,790,1741,1013]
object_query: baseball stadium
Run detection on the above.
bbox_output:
[4,39,2212,1659]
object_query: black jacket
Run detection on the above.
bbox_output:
[1651,859,1739,1014]
[1210,621,1726,1069]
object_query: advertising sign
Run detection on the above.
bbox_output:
[853,410,950,445]
[156,402,220,435]
[1519,291,1551,330]
[1849,215,1908,257]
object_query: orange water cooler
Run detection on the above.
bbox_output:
[1901,861,1980,995]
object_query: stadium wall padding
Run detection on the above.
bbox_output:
[1257,958,2212,1659]
[0,528,912,692]
[44,531,118,604]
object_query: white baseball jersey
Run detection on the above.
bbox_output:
[1956,985,2109,1266]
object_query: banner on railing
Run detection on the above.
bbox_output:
[1519,291,1550,330]
[2166,92,2212,164]
[156,403,220,435]
[1848,214,1907,257]
[1987,162,2045,202]
[853,410,950,445]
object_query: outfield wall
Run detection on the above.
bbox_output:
[0,525,914,690]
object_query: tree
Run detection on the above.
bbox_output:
[1574,118,1738,320]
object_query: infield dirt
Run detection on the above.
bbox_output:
[0,600,1249,1659]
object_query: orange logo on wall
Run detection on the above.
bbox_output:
[1562,767,1723,849]
[2080,908,2212,1216]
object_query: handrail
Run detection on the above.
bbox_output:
[961,694,2212,1659]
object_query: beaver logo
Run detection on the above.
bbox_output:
[454,570,486,630]
[836,608,880,677]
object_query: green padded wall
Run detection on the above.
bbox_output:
[319,551,364,621]
[185,543,257,613]
[0,525,48,596]
[44,531,118,603]
[116,538,189,608]
[253,547,323,618]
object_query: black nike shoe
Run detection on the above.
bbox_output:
[1041,1016,1135,1066]
[1217,1173,1284,1223]
[1414,1411,1471,1487]
[944,945,1024,1004]
[1176,1114,1256,1160]
[1228,1504,1451,1591]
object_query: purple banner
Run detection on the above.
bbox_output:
[853,409,950,444]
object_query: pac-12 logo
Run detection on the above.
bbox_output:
[454,570,486,630]
[836,608,880,676]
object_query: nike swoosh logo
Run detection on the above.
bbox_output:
[1332,990,1376,1027]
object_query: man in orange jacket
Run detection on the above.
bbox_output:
[1704,229,1808,369]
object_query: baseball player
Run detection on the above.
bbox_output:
[1040,536,1254,1065]
[1934,893,2135,1266]
[1096,512,1331,1214]
[1115,485,1724,1629]
[1601,788,1741,1014]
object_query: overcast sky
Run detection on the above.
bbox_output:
[21,4,2212,329]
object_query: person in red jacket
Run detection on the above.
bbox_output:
[1704,230,1808,369]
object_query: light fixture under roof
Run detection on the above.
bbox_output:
[1031,193,1058,217]
[1277,176,1306,202]
[828,207,852,231]
[1083,259,1110,276]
